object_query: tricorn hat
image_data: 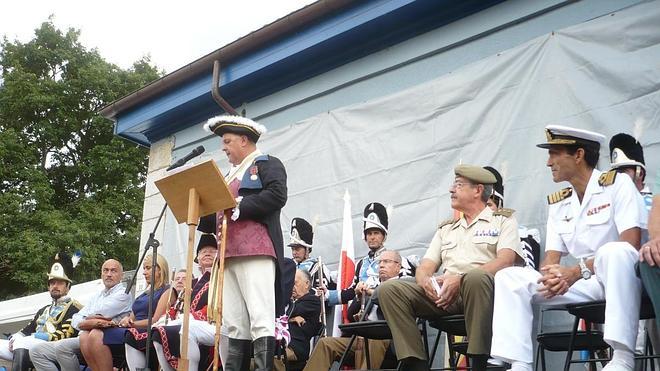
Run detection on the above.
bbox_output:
[483,166,504,208]
[363,202,388,237]
[204,115,267,143]
[47,252,74,284]
[609,133,645,171]
[288,217,313,250]
[195,233,218,263]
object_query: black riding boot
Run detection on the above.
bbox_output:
[470,354,489,371]
[12,349,33,371]
[252,336,275,371]
[223,338,251,371]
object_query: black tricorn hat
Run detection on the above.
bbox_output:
[47,251,74,284]
[363,202,388,236]
[288,217,313,250]
[195,233,218,263]
[483,166,504,208]
[609,133,645,170]
[203,115,267,143]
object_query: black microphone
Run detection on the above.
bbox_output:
[166,145,205,171]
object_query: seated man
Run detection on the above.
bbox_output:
[640,195,660,325]
[305,250,412,370]
[326,202,416,307]
[490,125,645,371]
[0,253,82,371]
[275,269,321,371]
[30,259,133,371]
[378,165,523,371]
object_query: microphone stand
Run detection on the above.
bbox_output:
[126,159,194,371]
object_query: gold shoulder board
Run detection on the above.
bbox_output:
[598,170,617,187]
[493,208,515,217]
[438,218,458,229]
[547,187,573,204]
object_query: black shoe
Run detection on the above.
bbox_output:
[223,338,251,371]
[252,336,275,371]
[12,349,33,371]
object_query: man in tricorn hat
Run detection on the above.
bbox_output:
[0,253,82,371]
[326,202,416,306]
[491,125,646,371]
[151,233,216,371]
[289,217,335,290]
[378,165,523,371]
[200,114,287,371]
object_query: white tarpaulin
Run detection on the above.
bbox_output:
[161,0,660,271]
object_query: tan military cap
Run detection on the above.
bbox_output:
[536,124,605,149]
[454,165,497,184]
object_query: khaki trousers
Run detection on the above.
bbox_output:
[303,336,390,370]
[378,269,495,360]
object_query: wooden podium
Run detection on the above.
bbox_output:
[155,159,235,371]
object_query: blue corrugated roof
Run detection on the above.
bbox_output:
[113,0,503,146]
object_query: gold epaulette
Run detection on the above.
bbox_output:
[438,218,458,229]
[598,170,617,186]
[493,208,515,217]
[547,187,572,204]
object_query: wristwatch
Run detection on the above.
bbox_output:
[578,258,592,280]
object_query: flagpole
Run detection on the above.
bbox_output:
[332,189,355,337]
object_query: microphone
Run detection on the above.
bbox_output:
[166,145,205,171]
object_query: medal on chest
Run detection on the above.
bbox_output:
[249,165,258,181]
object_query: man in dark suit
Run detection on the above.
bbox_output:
[201,114,288,371]
[275,269,321,371]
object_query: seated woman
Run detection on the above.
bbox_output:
[124,268,188,370]
[79,253,170,371]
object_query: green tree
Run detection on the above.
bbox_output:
[0,19,162,299]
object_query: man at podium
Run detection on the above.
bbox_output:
[200,114,288,371]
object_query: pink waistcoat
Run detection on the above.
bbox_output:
[217,178,275,259]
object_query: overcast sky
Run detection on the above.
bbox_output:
[0,0,316,73]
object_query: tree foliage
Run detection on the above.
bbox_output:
[0,19,162,299]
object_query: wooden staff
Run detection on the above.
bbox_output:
[317,256,327,337]
[212,209,229,371]
[179,189,200,371]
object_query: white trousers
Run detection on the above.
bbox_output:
[177,319,228,371]
[0,336,46,360]
[223,256,276,340]
[491,242,641,364]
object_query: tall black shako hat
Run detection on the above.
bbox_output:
[195,233,218,263]
[204,115,267,143]
[536,125,605,150]
[609,133,645,171]
[47,251,75,284]
[363,202,388,239]
[288,217,313,251]
[483,166,504,208]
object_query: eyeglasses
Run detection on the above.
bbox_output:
[379,259,401,265]
[450,181,474,189]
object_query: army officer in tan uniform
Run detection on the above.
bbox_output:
[378,164,523,371]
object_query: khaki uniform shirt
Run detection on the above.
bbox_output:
[424,206,522,274]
